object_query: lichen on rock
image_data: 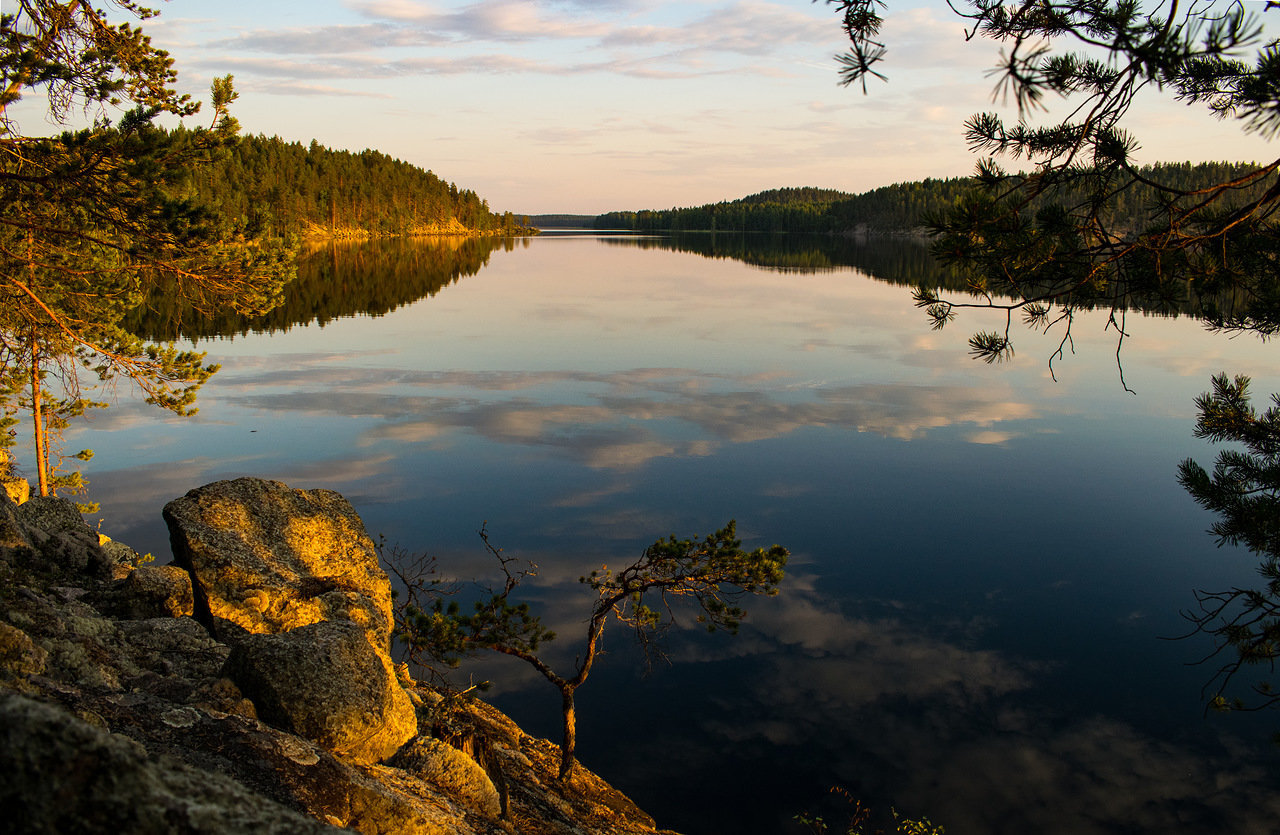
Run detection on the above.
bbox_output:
[392,735,504,820]
[0,693,334,834]
[223,619,417,765]
[163,478,395,646]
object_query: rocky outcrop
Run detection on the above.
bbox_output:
[0,480,673,835]
[224,619,416,765]
[163,478,395,646]
[0,449,27,506]
[8,494,115,577]
[97,564,195,619]
[392,735,505,819]
[164,477,417,766]
[0,693,333,834]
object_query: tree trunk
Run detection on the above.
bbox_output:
[30,340,48,497]
[558,687,577,780]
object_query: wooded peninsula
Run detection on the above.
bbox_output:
[588,163,1266,235]
[184,132,534,239]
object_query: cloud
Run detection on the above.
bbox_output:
[219,365,1037,470]
[689,592,1034,709]
[550,482,633,508]
[350,0,615,40]
[879,6,995,76]
[210,23,449,54]
[519,126,610,145]
[249,81,397,99]
[915,716,1280,833]
[194,0,848,85]
[602,2,834,55]
[807,99,853,114]
[967,429,1019,444]
[216,50,740,82]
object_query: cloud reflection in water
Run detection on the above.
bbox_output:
[546,584,1280,835]
[219,363,1037,470]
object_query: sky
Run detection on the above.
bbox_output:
[13,0,1280,214]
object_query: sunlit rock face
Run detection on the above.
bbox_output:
[163,478,395,646]
[109,564,196,619]
[164,477,415,762]
[224,619,416,765]
[391,736,504,819]
[0,451,27,506]
[1,477,27,507]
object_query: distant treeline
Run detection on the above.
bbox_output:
[529,214,598,228]
[178,132,532,239]
[596,187,855,233]
[596,164,1267,234]
[600,231,966,285]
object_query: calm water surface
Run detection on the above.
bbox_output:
[70,233,1280,833]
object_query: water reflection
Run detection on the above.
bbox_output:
[220,362,1038,468]
[717,589,1273,834]
[606,231,1256,327]
[599,230,949,281]
[1176,374,1280,713]
[73,234,1280,835]
[124,236,519,341]
[442,576,1280,835]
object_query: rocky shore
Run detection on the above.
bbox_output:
[0,476,673,834]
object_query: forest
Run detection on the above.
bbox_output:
[595,186,854,233]
[595,163,1267,235]
[177,131,533,239]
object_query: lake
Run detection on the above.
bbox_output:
[69,232,1280,833]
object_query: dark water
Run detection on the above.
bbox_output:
[67,233,1280,833]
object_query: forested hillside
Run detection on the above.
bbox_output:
[179,132,530,238]
[595,187,853,233]
[597,163,1267,235]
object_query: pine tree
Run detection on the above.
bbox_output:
[825,0,1280,379]
[1178,374,1280,713]
[394,521,788,780]
[1,1,295,496]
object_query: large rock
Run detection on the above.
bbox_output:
[163,478,394,647]
[1,476,28,508]
[104,564,196,619]
[223,619,416,765]
[0,477,666,835]
[166,478,418,765]
[0,693,333,834]
[2,494,110,577]
[0,622,48,680]
[0,489,26,551]
[392,736,503,820]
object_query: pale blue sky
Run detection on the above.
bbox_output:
[15,0,1280,213]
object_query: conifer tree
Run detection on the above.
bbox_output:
[1178,373,1280,713]
[396,521,788,780]
[825,0,1280,379]
[823,1,1280,719]
[1,1,294,496]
